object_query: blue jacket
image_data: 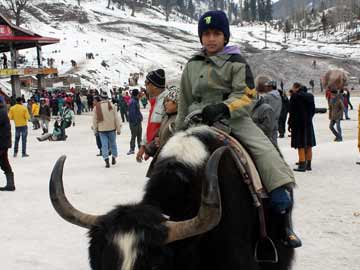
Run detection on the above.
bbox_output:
[128,97,143,124]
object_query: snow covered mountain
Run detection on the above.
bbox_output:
[0,0,359,91]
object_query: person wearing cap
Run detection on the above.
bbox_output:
[127,89,143,155]
[39,98,51,135]
[145,85,179,157]
[288,83,316,172]
[257,77,282,146]
[8,97,30,157]
[93,92,122,168]
[0,97,15,191]
[252,76,276,144]
[175,10,301,248]
[136,69,168,162]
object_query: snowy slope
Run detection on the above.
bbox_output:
[0,97,359,270]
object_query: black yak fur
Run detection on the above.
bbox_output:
[88,128,295,270]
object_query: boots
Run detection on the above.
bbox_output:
[112,156,116,165]
[0,172,15,191]
[293,161,306,172]
[306,160,312,171]
[281,210,302,248]
[105,158,110,168]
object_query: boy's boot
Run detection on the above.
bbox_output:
[105,158,110,168]
[293,162,306,172]
[280,209,302,248]
[112,156,116,165]
[0,172,15,191]
[306,160,312,171]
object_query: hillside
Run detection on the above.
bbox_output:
[0,0,359,92]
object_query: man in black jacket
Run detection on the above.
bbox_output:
[0,98,15,191]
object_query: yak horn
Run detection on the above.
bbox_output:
[165,146,225,243]
[49,155,100,229]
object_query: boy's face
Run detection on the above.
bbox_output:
[201,29,225,56]
[164,98,177,114]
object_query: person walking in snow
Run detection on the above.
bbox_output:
[328,91,344,141]
[127,89,143,155]
[323,70,346,142]
[341,89,350,120]
[93,92,122,168]
[117,90,129,122]
[288,83,316,172]
[0,97,15,191]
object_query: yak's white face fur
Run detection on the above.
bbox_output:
[159,126,211,168]
[114,231,138,270]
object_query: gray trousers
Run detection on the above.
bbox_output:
[129,123,142,151]
[230,116,295,193]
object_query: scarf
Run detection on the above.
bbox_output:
[96,101,113,122]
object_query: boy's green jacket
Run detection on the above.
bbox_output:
[175,46,257,130]
[175,46,295,193]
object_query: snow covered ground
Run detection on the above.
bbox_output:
[0,97,359,270]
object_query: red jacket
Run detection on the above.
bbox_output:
[146,98,161,143]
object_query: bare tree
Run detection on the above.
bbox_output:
[5,0,31,26]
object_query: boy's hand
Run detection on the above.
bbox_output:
[202,103,230,125]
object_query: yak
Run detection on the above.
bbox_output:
[49,126,295,270]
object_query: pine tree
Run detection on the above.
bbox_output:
[243,0,250,21]
[321,11,328,35]
[188,0,195,19]
[257,0,265,21]
[250,0,257,20]
[265,0,272,21]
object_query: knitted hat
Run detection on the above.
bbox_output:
[100,91,108,99]
[166,85,180,103]
[131,89,139,97]
[146,69,165,89]
[198,10,230,45]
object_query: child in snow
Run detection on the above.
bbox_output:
[145,85,179,157]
